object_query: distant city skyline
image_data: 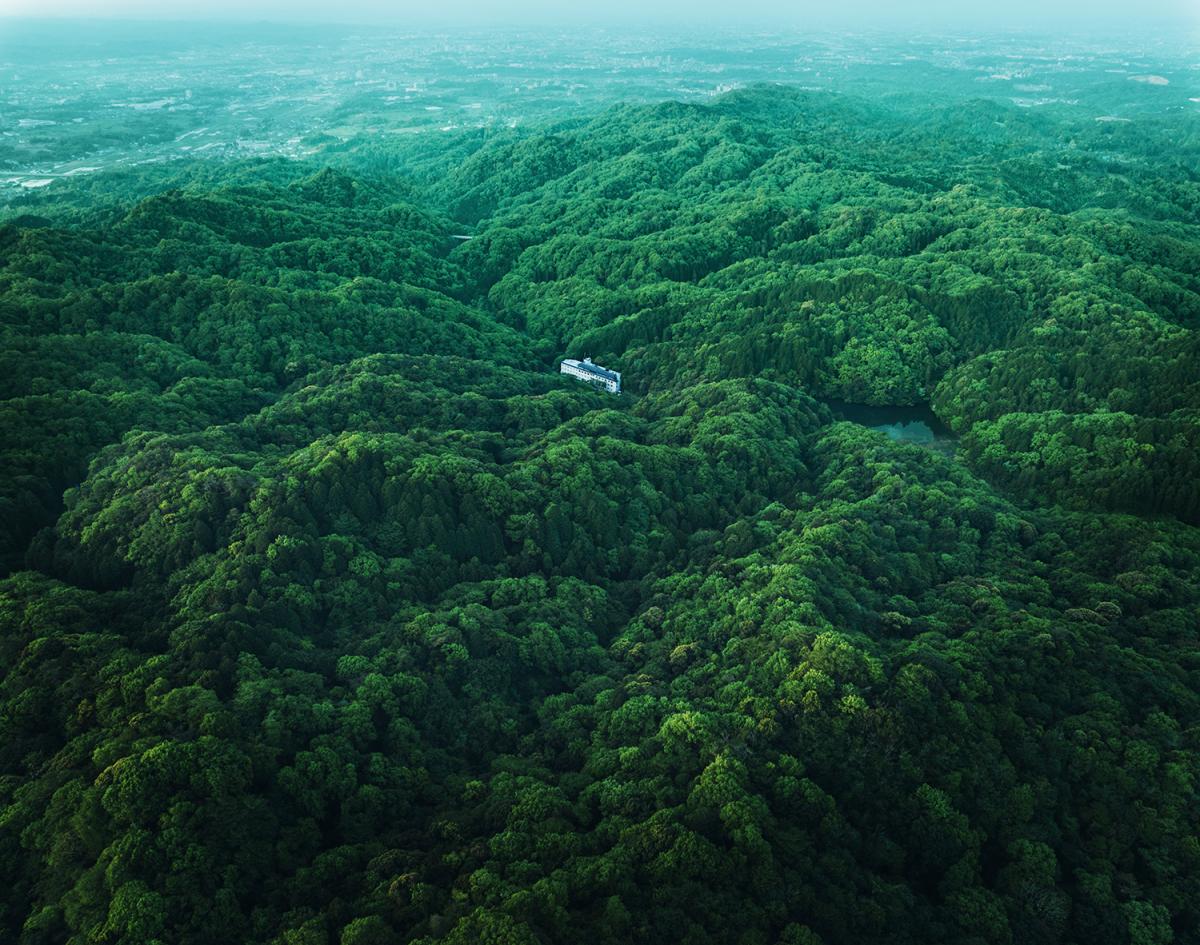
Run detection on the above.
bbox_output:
[0,0,1195,26]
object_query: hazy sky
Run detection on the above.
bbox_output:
[0,0,1195,26]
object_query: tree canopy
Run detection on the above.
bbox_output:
[2,81,1198,945]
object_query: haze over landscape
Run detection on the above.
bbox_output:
[1,5,1199,945]
[1,0,1197,22]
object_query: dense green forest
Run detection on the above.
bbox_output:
[2,81,1199,945]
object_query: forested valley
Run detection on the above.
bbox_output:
[2,74,1199,945]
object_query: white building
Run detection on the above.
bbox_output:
[560,357,621,394]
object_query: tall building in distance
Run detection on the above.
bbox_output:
[559,357,621,394]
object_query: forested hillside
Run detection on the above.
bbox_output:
[2,84,1199,945]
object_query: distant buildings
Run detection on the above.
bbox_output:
[560,357,621,394]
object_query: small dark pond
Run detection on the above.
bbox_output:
[825,400,958,456]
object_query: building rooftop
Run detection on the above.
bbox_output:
[562,358,621,382]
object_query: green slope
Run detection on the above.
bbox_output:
[1,86,1198,945]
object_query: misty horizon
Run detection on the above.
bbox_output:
[0,0,1197,30]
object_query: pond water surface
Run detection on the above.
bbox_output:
[825,400,958,456]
